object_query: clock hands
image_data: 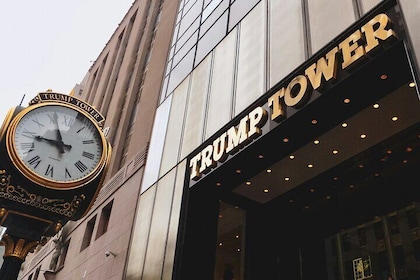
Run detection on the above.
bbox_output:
[34,136,72,153]
[52,112,65,153]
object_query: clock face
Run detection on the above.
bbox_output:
[8,104,105,187]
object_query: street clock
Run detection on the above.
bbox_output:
[0,92,111,240]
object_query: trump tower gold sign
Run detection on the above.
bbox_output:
[189,13,398,181]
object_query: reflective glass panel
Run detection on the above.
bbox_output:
[195,11,228,66]
[205,29,237,139]
[180,56,212,159]
[234,2,265,115]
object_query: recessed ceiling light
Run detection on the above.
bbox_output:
[360,134,367,139]
[266,169,272,173]
[380,74,388,80]
[258,154,264,159]
[216,182,222,186]
[289,199,294,203]
[219,242,223,246]
[402,159,408,164]
[409,82,415,88]
[235,235,239,239]
[304,206,309,209]
[245,181,251,186]
[406,147,413,152]
[314,139,320,145]
[373,103,380,109]
[263,189,269,193]
[386,150,392,154]
[344,98,351,104]
[219,214,223,218]
[284,177,290,181]
[283,138,289,143]
[326,195,331,200]
[310,188,315,193]
[374,173,380,177]
[342,122,348,128]
[391,116,398,121]
[307,164,313,168]
[235,169,241,174]
[359,164,364,168]
[349,185,355,189]
[311,119,318,125]
[333,176,339,181]
[332,150,338,155]
[289,155,295,160]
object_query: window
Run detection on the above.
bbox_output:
[33,266,41,280]
[96,201,114,239]
[80,216,96,251]
[57,239,70,269]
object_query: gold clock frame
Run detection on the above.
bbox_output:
[0,107,17,142]
[5,102,109,190]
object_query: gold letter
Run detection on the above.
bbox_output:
[199,145,214,173]
[362,13,396,54]
[284,75,311,108]
[248,107,267,138]
[225,116,249,154]
[305,47,338,90]
[268,88,285,122]
[189,153,202,180]
[339,30,365,69]
[213,133,227,162]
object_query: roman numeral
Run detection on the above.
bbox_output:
[45,164,54,177]
[82,151,95,160]
[32,118,44,129]
[62,115,75,127]
[28,155,41,168]
[47,113,55,124]
[74,161,87,173]
[21,142,35,154]
[22,128,36,139]
[65,168,72,179]
[82,140,94,144]
[20,142,34,150]
[77,127,85,133]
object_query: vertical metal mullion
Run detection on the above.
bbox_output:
[231,25,240,119]
[301,0,312,59]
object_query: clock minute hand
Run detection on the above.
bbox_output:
[52,112,63,142]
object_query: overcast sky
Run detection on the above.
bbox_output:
[0,0,134,122]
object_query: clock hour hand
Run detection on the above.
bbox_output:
[34,136,72,153]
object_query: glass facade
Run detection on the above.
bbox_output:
[132,0,420,279]
[171,1,420,279]
[162,0,260,100]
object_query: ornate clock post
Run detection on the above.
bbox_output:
[0,92,111,279]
